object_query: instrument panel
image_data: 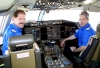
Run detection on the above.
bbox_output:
[23,20,78,41]
[47,25,60,39]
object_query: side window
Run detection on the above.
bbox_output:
[0,16,3,45]
[0,16,3,23]
[0,15,9,35]
[0,16,4,35]
[0,37,3,45]
[88,12,100,31]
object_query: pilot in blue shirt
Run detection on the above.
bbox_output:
[2,10,26,55]
[60,11,95,61]
[74,23,95,47]
[61,11,95,52]
[2,23,22,55]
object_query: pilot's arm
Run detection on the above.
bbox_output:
[3,32,16,55]
[74,46,86,52]
[60,35,76,47]
[70,29,87,52]
[73,28,95,52]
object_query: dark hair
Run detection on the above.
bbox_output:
[80,11,89,19]
[13,10,26,18]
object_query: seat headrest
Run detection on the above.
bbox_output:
[97,24,100,32]
[96,24,100,38]
[8,34,34,51]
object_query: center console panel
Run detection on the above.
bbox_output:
[42,40,73,68]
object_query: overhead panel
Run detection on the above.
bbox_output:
[30,0,85,10]
[16,0,98,11]
[16,0,87,11]
[0,0,98,11]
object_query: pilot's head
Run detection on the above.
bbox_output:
[12,10,26,28]
[79,11,89,27]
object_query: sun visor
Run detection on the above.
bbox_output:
[84,5,100,12]
[83,1,100,12]
[0,0,15,10]
[16,0,37,4]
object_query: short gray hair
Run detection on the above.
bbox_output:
[80,11,89,19]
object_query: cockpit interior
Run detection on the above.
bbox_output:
[0,0,100,68]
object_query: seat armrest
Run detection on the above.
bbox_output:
[0,56,4,64]
[3,55,11,68]
[74,56,83,63]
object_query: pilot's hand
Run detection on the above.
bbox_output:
[70,46,76,52]
[60,40,65,47]
[33,42,40,50]
[5,50,9,55]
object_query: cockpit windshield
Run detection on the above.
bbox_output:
[26,9,100,31]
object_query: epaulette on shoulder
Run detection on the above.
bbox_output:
[12,29,16,32]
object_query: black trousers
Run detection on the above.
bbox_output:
[63,45,80,62]
[62,40,80,61]
[63,45,81,68]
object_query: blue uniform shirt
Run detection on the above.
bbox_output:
[2,23,22,55]
[74,23,95,47]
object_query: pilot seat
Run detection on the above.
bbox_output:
[74,24,100,68]
[3,34,42,68]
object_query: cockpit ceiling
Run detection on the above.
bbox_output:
[84,0,100,12]
[17,0,95,10]
[0,0,99,12]
[0,0,15,10]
